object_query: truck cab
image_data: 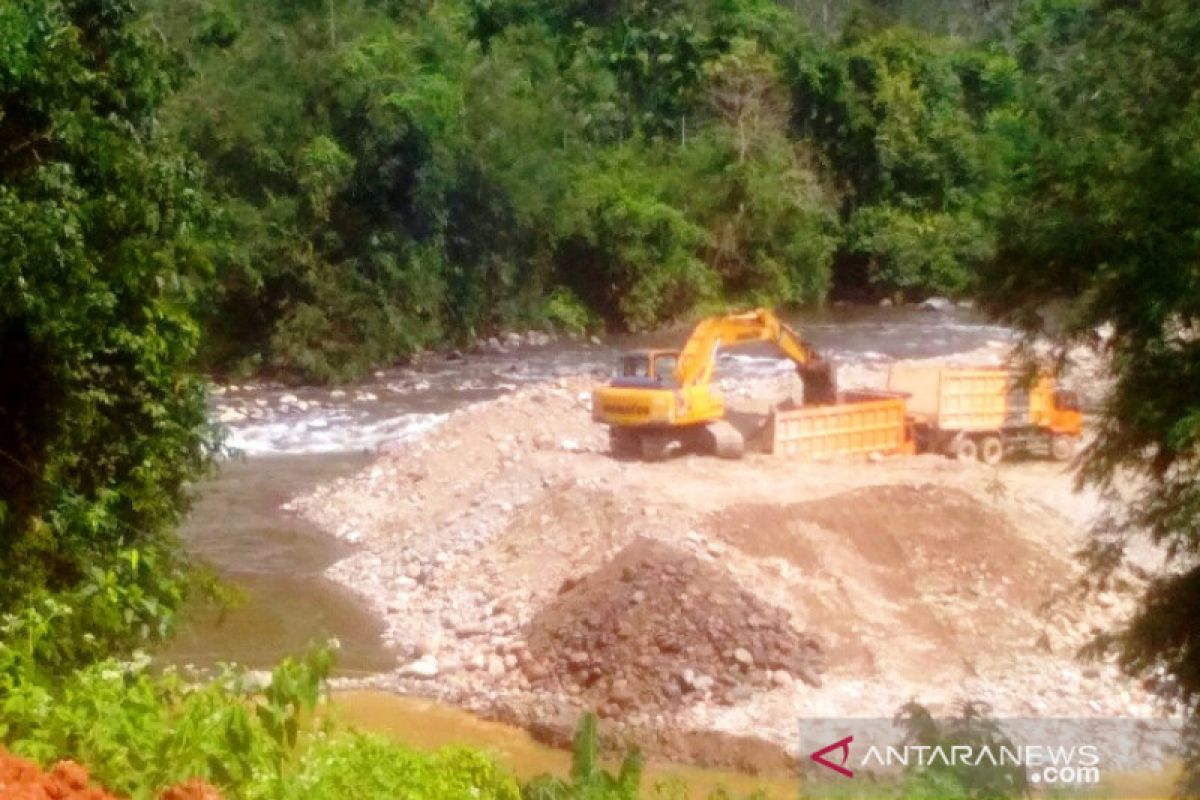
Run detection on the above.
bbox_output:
[1050,389,1082,433]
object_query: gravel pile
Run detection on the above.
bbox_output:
[524,538,823,719]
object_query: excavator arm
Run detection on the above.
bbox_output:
[673,309,837,402]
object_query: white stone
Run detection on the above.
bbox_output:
[403,656,440,679]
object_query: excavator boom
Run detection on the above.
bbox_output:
[673,309,836,402]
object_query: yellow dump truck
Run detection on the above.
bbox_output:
[887,365,1082,464]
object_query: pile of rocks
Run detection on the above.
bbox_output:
[523,538,822,719]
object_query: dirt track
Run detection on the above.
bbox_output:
[290,363,1160,765]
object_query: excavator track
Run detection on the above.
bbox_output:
[703,420,745,459]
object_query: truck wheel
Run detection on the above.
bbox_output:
[980,435,1004,466]
[640,432,672,462]
[952,437,978,461]
[609,428,639,459]
[1051,435,1075,462]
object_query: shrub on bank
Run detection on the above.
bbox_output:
[4,604,1011,800]
[290,735,520,800]
[0,612,764,800]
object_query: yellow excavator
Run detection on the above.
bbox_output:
[592,309,836,460]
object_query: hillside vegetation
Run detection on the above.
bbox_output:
[146,0,1034,381]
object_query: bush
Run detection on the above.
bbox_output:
[556,147,717,330]
[538,289,598,336]
[1,618,337,799]
[847,205,992,297]
[292,735,521,800]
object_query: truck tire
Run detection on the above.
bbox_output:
[640,432,672,462]
[979,435,1004,466]
[609,428,639,459]
[1051,435,1075,462]
[952,436,978,461]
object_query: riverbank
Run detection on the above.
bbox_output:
[334,690,799,798]
[285,345,1163,768]
[169,306,1138,773]
[156,453,393,673]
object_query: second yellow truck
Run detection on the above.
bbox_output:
[887,365,1083,464]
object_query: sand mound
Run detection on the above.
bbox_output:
[701,484,1073,679]
[525,538,822,719]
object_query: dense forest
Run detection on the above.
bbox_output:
[139,0,1042,381]
[3,0,1199,797]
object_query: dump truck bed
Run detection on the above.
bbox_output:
[887,365,1055,432]
[767,393,910,458]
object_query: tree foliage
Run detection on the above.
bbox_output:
[141,0,1025,381]
[980,0,1200,762]
[0,0,214,622]
[789,23,1016,297]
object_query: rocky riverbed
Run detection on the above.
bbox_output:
[282,343,1171,768]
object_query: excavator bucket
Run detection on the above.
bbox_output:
[798,360,838,405]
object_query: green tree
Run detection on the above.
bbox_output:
[0,0,214,632]
[147,0,1043,376]
[555,144,715,329]
[686,38,838,304]
[982,1,1200,788]
[789,23,1016,298]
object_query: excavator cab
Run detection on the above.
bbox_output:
[614,350,678,388]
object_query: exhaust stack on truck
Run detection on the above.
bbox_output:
[887,365,1082,464]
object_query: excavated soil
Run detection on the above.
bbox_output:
[525,537,822,719]
[0,749,222,800]
[290,359,1164,764]
[700,484,1066,675]
[0,751,118,800]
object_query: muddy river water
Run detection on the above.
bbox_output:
[156,306,1015,790]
